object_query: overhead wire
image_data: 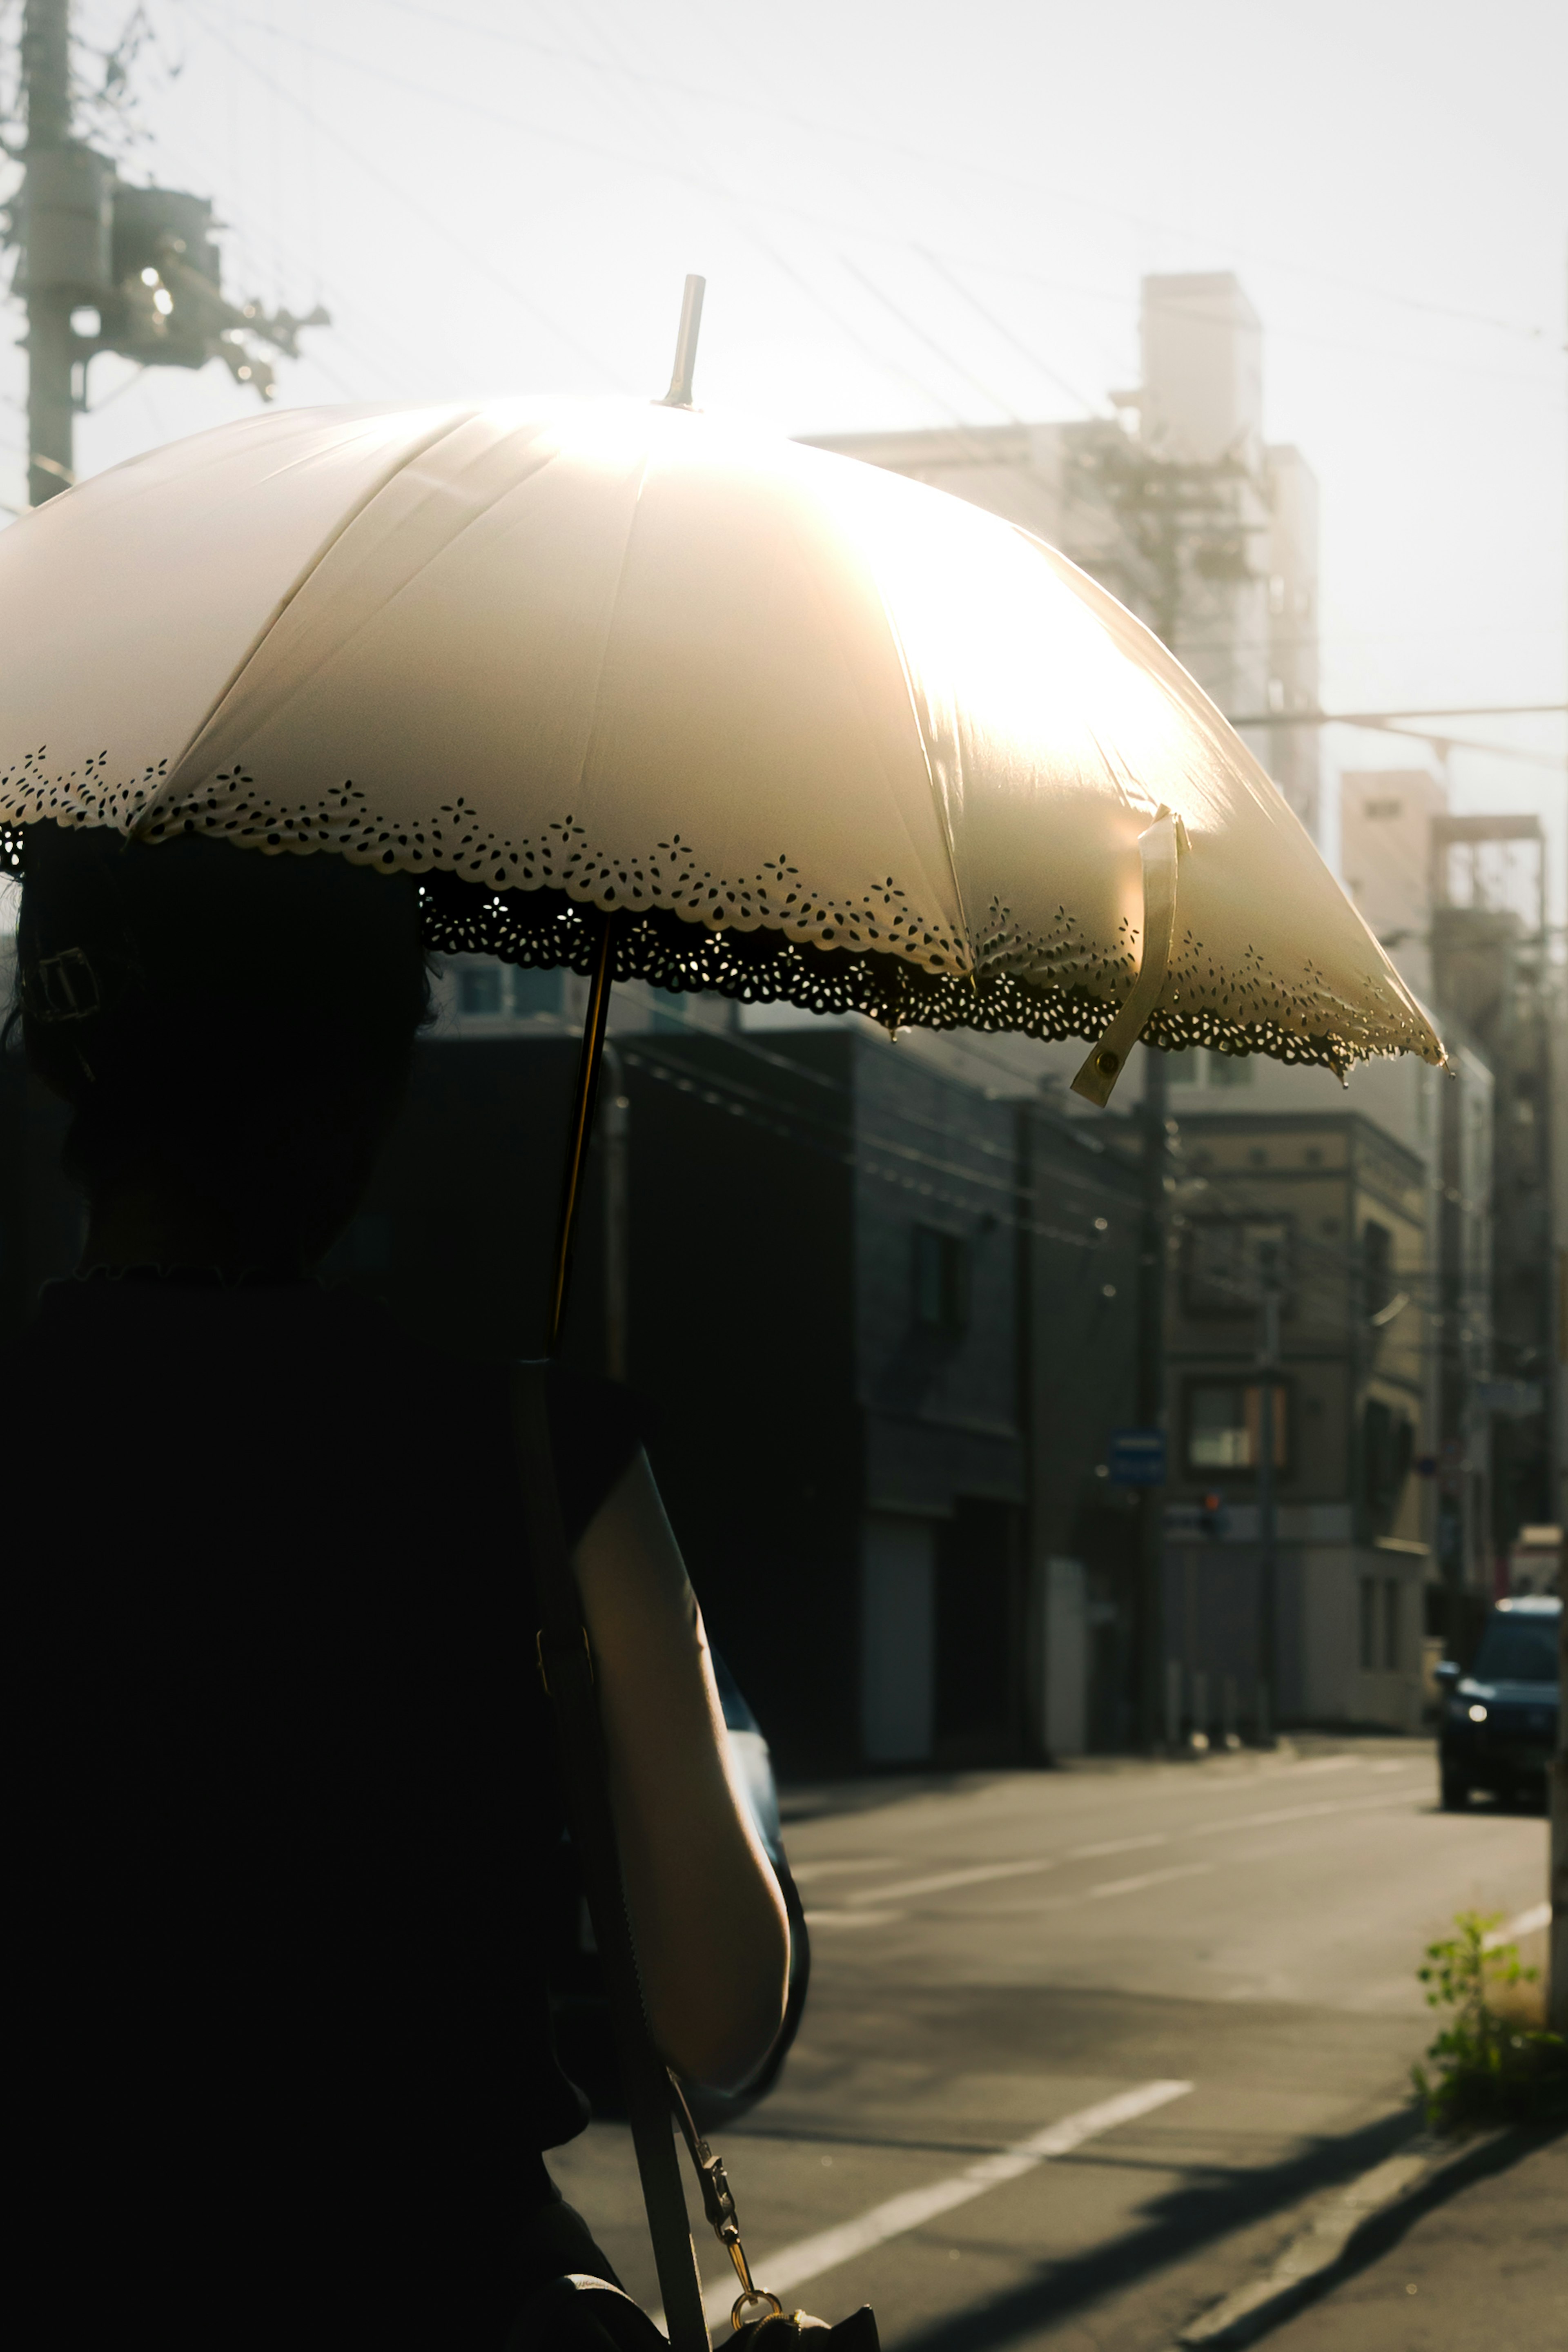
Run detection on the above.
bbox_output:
[172,3,633,386]
[365,0,1551,348]
[612,1016,1453,1318]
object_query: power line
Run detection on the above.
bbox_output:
[211,11,1562,412]
[1229,703,1568,726]
[365,0,1551,348]
[175,4,632,386]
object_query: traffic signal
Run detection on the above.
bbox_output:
[17,148,327,405]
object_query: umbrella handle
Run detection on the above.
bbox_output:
[545,912,619,1355]
[1071,809,1182,1108]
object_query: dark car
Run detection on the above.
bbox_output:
[546,1651,810,2125]
[1435,1595,1560,1811]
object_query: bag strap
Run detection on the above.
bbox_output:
[510,1362,711,2352]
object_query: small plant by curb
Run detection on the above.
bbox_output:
[1412,1911,1568,2129]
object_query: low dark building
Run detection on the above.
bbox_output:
[2,999,1149,1775]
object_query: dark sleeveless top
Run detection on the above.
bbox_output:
[4,1275,640,2348]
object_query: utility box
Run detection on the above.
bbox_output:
[104,185,224,370]
[110,185,222,294]
[22,143,114,294]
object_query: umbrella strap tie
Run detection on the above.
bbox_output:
[1071,807,1182,1107]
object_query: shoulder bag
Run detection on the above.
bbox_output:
[510,1365,878,2351]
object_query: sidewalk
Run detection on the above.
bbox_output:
[1240,2126,1565,2351]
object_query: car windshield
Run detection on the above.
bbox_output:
[1470,1615,1559,1685]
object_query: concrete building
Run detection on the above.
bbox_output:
[807,271,1321,839]
[317,1023,1149,1777]
[1161,1104,1434,1737]
[1429,815,1557,1565]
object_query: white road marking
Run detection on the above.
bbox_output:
[849,1857,1055,1905]
[681,2079,1194,2327]
[789,1859,898,1885]
[1484,1902,1551,1948]
[1069,1835,1170,1860]
[1089,1862,1214,1899]
[1186,1788,1421,1840]
[802,1910,900,1928]
[789,1789,1427,1919]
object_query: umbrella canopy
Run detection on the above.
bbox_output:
[0,396,1441,1099]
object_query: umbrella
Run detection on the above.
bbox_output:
[0,292,1446,2345]
[0,368,1441,1322]
[0,377,1438,1126]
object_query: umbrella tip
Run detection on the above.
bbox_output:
[659,274,706,408]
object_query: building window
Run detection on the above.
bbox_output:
[1166,1049,1252,1090]
[1185,1381,1288,1475]
[1362,1398,1413,1532]
[1382,1579,1400,1671]
[1359,1577,1376,1670]
[1363,798,1402,821]
[1183,1218,1291,1317]
[511,966,563,1017]
[459,964,504,1017]
[913,1226,968,1336]
[1363,1220,1394,1318]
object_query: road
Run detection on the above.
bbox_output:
[549,1737,1549,2349]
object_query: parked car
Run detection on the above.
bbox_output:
[1434,1595,1560,1811]
[546,1650,811,2124]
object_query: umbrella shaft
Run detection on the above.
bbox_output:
[546,914,618,1356]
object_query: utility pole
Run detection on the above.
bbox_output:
[1136,1047,1168,1749]
[13,1,327,510]
[1255,1240,1282,1743]
[21,0,82,506]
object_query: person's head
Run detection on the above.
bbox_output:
[14,822,431,1274]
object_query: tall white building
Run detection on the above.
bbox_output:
[806,271,1321,840]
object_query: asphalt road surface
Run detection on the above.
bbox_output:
[548,1738,1549,2350]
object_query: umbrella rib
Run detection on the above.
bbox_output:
[568,449,655,823]
[864,578,975,987]
[144,410,479,826]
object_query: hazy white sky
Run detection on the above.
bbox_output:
[2,0,1564,890]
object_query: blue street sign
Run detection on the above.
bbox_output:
[1108,1428,1166,1487]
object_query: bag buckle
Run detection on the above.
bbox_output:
[535,1625,594,1697]
[26,945,102,1023]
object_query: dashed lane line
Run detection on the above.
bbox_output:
[846,1857,1056,1906]
[801,1910,900,1928]
[1184,1788,1426,1840]
[795,1779,1435,1926]
[1069,1835,1170,1860]
[1484,1901,1551,1948]
[1088,1862,1214,1900]
[673,2079,1195,2331]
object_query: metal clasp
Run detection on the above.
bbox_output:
[535,1625,594,1697]
[27,945,102,1023]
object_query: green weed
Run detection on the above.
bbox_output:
[1412,1911,1567,2129]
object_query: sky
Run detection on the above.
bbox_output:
[1,0,1564,903]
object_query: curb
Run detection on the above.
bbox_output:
[1173,2122,1526,2348]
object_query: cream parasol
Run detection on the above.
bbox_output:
[0,294,1443,1323]
[0,361,1439,1121]
[0,294,1448,2347]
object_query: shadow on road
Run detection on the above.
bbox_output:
[891,2105,1539,2352]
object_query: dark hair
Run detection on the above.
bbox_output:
[14,823,432,1271]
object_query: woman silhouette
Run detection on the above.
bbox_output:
[6,821,788,2349]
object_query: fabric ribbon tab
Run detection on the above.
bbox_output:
[1071,809,1181,1108]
